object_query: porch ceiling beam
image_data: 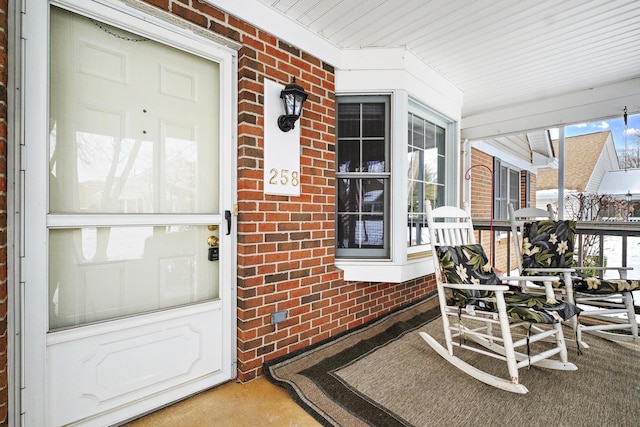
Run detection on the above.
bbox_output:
[461,78,640,141]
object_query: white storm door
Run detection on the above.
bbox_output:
[22,3,236,426]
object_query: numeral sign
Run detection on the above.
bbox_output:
[269,168,300,188]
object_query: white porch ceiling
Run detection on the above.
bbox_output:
[257,0,640,134]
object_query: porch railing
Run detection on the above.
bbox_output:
[473,219,640,280]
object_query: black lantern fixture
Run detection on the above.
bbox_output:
[278,77,308,132]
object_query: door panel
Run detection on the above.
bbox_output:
[47,302,222,427]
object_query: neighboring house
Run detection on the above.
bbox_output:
[536,131,621,217]
[598,169,640,219]
[467,129,556,219]
[465,130,557,271]
[599,169,640,198]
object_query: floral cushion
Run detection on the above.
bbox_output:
[436,244,579,323]
[521,220,575,274]
[521,220,640,294]
[571,274,640,294]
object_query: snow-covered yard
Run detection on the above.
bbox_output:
[602,235,640,308]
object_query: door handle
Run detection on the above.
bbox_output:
[225,210,232,235]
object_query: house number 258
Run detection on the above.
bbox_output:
[269,168,299,187]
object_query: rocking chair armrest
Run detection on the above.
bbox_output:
[573,265,632,279]
[573,266,632,271]
[523,267,575,274]
[501,275,560,282]
[502,275,561,301]
[441,282,510,292]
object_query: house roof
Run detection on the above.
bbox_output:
[598,169,640,195]
[537,131,612,191]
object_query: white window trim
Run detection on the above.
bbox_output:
[336,257,436,283]
[336,90,459,283]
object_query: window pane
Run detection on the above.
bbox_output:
[411,116,425,149]
[337,178,387,250]
[436,125,445,152]
[362,139,385,170]
[436,183,445,206]
[510,169,520,203]
[337,103,361,137]
[407,214,428,246]
[49,225,218,329]
[424,147,438,183]
[424,182,438,205]
[362,179,385,213]
[407,149,421,182]
[338,139,360,172]
[408,181,419,214]
[407,111,446,248]
[424,122,435,149]
[337,178,360,213]
[362,103,385,137]
[337,214,358,248]
[361,214,384,248]
[500,166,508,195]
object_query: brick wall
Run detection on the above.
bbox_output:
[142,0,436,382]
[468,148,493,219]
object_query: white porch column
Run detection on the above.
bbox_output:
[557,126,565,219]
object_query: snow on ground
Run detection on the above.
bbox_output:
[602,235,640,309]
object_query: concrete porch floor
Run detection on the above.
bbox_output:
[123,377,321,427]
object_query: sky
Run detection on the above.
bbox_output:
[548,112,640,153]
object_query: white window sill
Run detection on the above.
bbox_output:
[335,256,435,283]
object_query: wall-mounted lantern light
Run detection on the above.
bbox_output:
[278,77,308,132]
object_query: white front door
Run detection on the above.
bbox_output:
[20,2,237,425]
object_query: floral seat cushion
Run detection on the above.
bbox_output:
[571,273,640,294]
[521,220,640,294]
[521,220,575,273]
[436,244,579,324]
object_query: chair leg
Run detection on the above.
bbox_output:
[558,272,590,349]
[553,322,570,364]
[623,291,638,340]
[495,294,519,384]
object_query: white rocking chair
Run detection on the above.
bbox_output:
[419,202,579,394]
[508,203,639,347]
